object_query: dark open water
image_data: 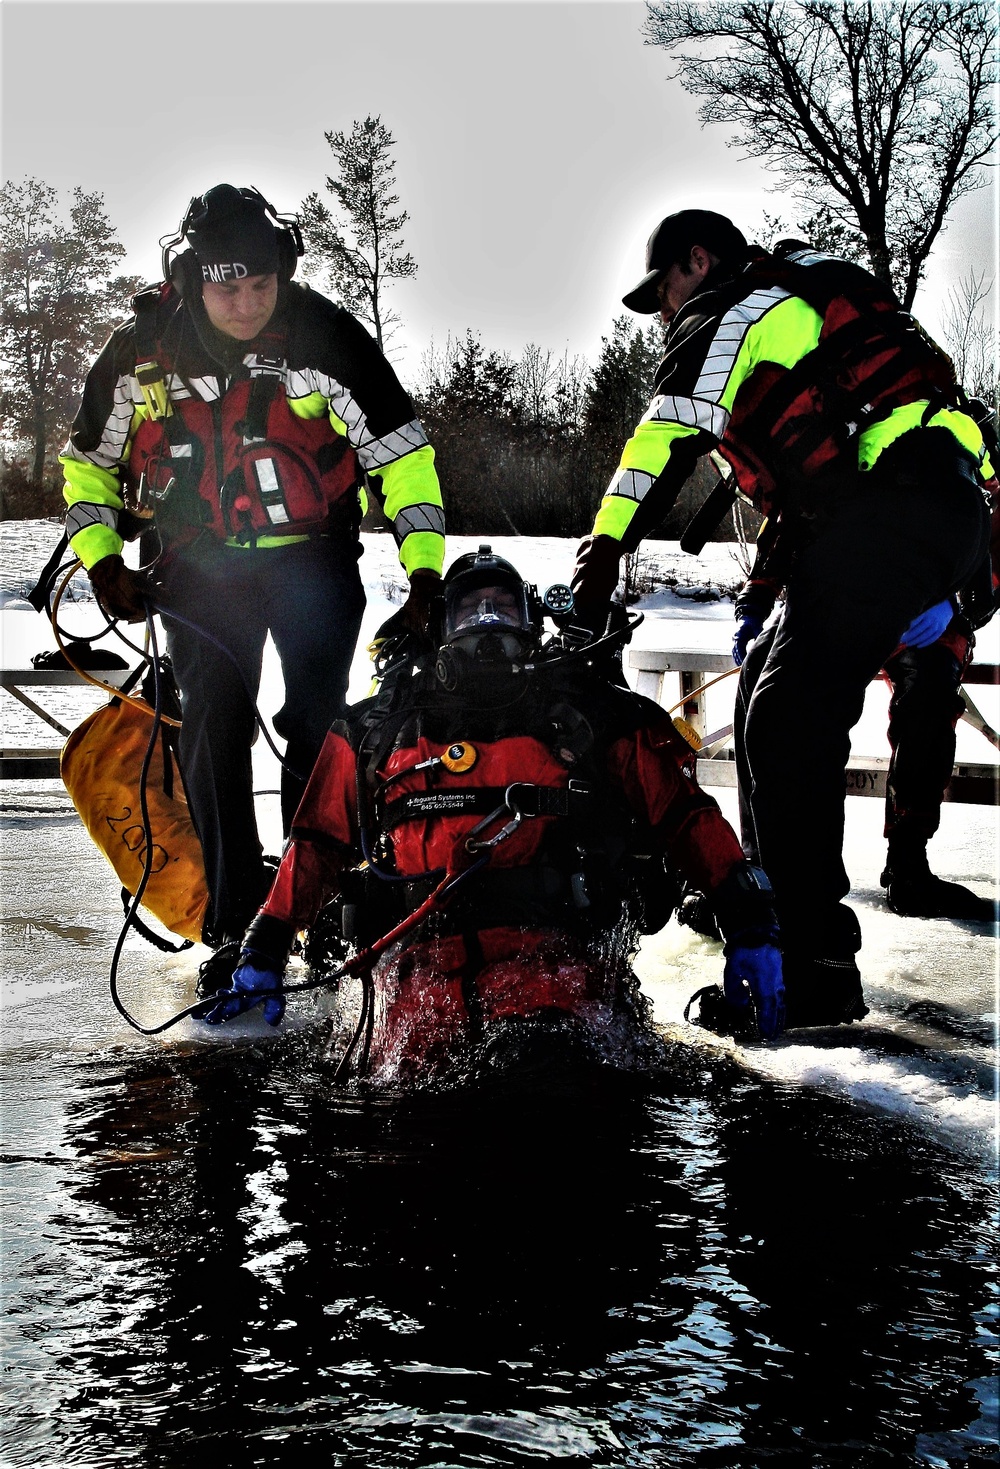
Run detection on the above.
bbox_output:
[3,1025,997,1469]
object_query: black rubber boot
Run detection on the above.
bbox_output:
[782,953,869,1029]
[880,861,996,922]
[684,984,756,1038]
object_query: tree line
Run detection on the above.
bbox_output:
[404,319,718,541]
[2,2,995,529]
[0,150,716,538]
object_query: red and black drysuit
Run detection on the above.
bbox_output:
[62,280,444,943]
[243,660,775,1081]
[575,246,992,960]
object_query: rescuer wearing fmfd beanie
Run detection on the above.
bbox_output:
[62,183,446,947]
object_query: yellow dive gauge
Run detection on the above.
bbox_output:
[441,741,478,773]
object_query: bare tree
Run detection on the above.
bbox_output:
[416,332,462,400]
[644,1,997,307]
[517,344,559,428]
[760,203,867,261]
[0,178,140,485]
[941,270,997,401]
[550,349,590,434]
[300,116,416,351]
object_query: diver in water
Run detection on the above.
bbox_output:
[202,547,785,1078]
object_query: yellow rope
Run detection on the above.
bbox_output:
[665,663,739,716]
[51,561,181,728]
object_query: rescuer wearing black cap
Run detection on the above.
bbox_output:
[619,210,751,314]
[570,208,994,1030]
[61,183,446,947]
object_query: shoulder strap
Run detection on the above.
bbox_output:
[27,531,69,613]
[757,251,902,317]
[242,372,282,443]
[132,284,176,422]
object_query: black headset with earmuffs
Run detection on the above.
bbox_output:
[158,186,305,297]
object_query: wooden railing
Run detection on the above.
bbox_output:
[628,648,999,805]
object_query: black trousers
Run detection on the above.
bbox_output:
[734,430,989,955]
[882,642,967,850]
[158,538,366,944]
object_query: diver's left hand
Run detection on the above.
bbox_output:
[723,942,785,1040]
[202,954,286,1027]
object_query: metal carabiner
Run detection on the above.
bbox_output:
[464,803,523,853]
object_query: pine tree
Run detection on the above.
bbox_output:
[583,316,663,474]
[300,116,416,351]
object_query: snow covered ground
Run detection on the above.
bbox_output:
[2,520,998,1166]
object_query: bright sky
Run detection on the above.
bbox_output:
[2,0,996,387]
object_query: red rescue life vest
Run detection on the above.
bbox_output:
[127,290,360,546]
[716,255,961,509]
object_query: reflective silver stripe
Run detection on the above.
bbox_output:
[287,369,367,445]
[783,248,839,267]
[254,459,290,524]
[391,502,446,544]
[286,367,330,401]
[360,419,429,471]
[692,286,791,402]
[161,372,225,401]
[643,393,730,438]
[169,443,192,458]
[605,467,657,504]
[66,502,118,539]
[286,367,429,470]
[183,375,222,401]
[64,375,135,470]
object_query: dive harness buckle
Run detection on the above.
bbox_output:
[465,779,593,853]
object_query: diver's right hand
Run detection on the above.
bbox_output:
[202,954,286,1027]
[89,554,150,623]
[899,598,954,650]
[570,534,622,637]
[723,942,785,1040]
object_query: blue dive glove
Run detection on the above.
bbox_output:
[899,598,954,649]
[732,610,765,667]
[202,952,286,1027]
[723,942,785,1040]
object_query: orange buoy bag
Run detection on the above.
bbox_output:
[61,698,209,943]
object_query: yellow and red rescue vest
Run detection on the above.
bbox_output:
[128,288,360,547]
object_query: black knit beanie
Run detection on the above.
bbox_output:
[185,184,280,283]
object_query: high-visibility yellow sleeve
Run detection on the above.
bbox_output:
[60,454,126,568]
[858,402,992,476]
[593,422,702,543]
[377,445,446,576]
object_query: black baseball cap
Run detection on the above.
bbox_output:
[622,210,749,313]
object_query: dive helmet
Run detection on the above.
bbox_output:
[435,546,538,687]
